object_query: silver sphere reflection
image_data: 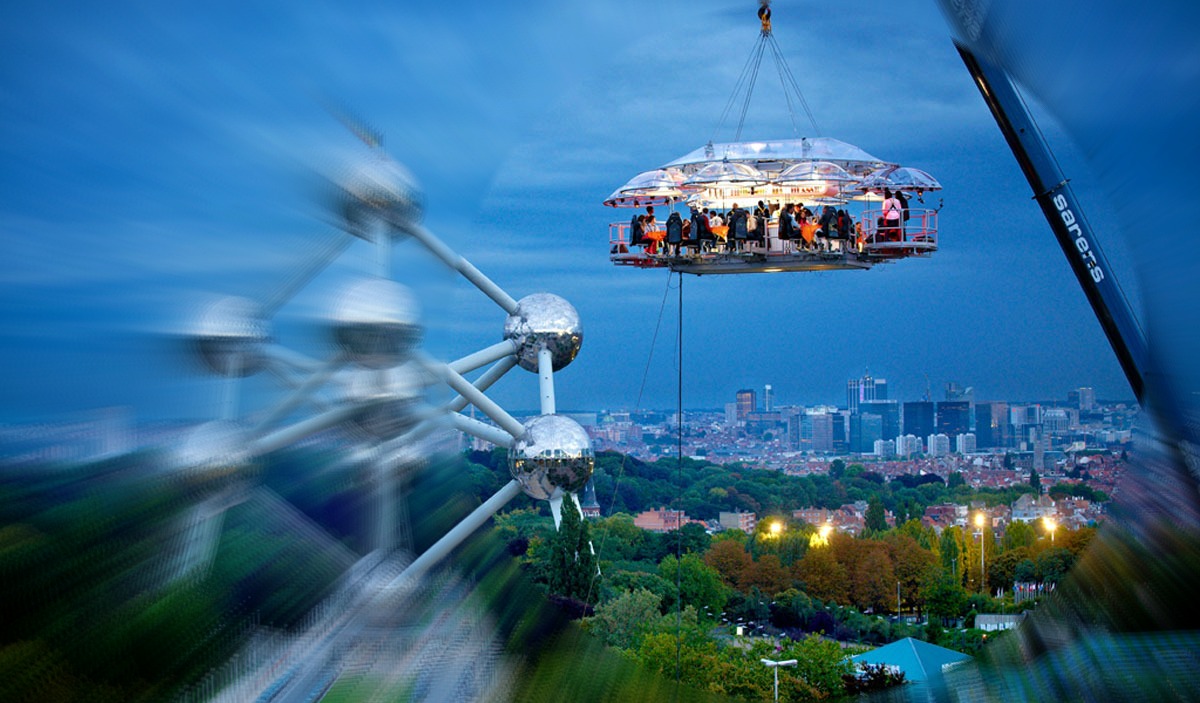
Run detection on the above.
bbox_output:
[192,296,269,377]
[342,363,427,440]
[337,154,423,236]
[503,293,583,372]
[332,278,422,368]
[508,414,594,500]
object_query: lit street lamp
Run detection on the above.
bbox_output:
[1043,516,1057,545]
[770,520,784,537]
[761,658,798,703]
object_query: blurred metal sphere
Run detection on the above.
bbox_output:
[192,296,269,377]
[503,293,583,372]
[175,421,250,474]
[337,154,423,236]
[508,414,594,500]
[332,278,422,368]
[343,364,428,440]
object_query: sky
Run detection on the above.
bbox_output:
[2,0,1197,423]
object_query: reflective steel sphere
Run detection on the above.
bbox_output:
[192,296,269,377]
[337,154,423,236]
[508,414,594,500]
[503,293,583,372]
[343,363,427,440]
[332,278,422,368]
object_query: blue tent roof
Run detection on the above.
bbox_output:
[849,638,971,683]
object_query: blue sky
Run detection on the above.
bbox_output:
[2,0,1194,423]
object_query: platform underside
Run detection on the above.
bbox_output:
[612,250,878,275]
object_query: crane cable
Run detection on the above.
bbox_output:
[712,10,822,145]
[584,270,676,607]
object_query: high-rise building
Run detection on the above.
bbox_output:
[897,434,923,456]
[974,401,995,448]
[764,384,774,412]
[937,401,971,438]
[873,438,896,457]
[850,413,883,453]
[903,401,935,440]
[832,411,848,453]
[724,402,738,426]
[860,399,900,443]
[810,412,834,453]
[736,389,756,420]
[927,433,951,457]
[956,433,977,454]
[847,373,880,414]
[874,379,888,401]
[1078,387,1096,412]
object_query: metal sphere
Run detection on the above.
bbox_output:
[332,278,422,368]
[192,296,269,377]
[337,154,424,236]
[503,293,583,372]
[508,414,594,500]
[342,364,427,440]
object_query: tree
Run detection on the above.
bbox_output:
[796,545,848,604]
[704,539,753,590]
[665,521,711,556]
[1029,468,1041,494]
[658,553,729,616]
[940,527,962,579]
[829,459,846,480]
[741,553,792,596]
[1002,521,1036,551]
[547,497,600,605]
[585,588,663,649]
[948,471,965,489]
[923,569,967,624]
[1036,547,1076,584]
[865,496,887,533]
[850,545,896,613]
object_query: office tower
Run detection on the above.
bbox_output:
[850,413,882,454]
[847,373,883,414]
[832,411,848,453]
[1078,387,1096,412]
[736,389,756,420]
[903,401,935,440]
[974,402,995,448]
[860,399,900,443]
[937,401,971,438]
[764,384,774,412]
[810,412,834,453]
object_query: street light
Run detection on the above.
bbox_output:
[1043,516,1057,545]
[770,520,784,537]
[974,512,987,592]
[761,658,798,703]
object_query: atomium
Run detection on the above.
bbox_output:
[332,278,422,369]
[503,293,583,373]
[337,153,423,236]
[508,414,594,500]
[342,363,428,440]
[192,296,269,377]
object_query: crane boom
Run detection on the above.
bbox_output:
[955,43,1148,402]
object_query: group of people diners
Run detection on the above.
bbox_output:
[622,188,913,258]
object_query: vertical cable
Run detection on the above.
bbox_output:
[673,271,684,692]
